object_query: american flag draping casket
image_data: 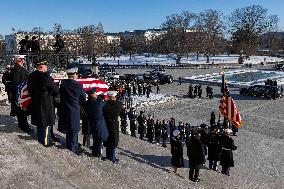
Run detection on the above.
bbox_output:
[16,78,109,110]
[16,81,32,110]
[53,78,109,97]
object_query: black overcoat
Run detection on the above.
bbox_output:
[58,79,85,133]
[187,137,206,165]
[103,100,122,147]
[207,133,221,161]
[171,137,184,168]
[220,135,237,167]
[27,70,59,127]
[83,98,109,142]
[9,64,29,116]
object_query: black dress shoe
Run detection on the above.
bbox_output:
[51,136,60,142]
[193,179,200,182]
[23,127,34,133]
[45,142,55,147]
[112,158,119,163]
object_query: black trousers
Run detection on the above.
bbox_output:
[221,166,230,176]
[66,130,79,153]
[209,160,218,170]
[17,112,29,131]
[189,168,200,180]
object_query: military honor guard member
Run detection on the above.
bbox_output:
[58,68,86,154]
[103,91,122,163]
[28,60,59,146]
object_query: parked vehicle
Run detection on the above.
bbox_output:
[143,74,160,85]
[156,73,173,84]
[275,63,284,70]
[240,85,283,99]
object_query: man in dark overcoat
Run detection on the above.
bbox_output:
[103,91,122,163]
[187,131,206,182]
[207,128,221,171]
[58,68,86,154]
[219,129,237,176]
[27,61,59,146]
[10,55,33,133]
[83,88,109,159]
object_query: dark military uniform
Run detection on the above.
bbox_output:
[128,109,137,138]
[58,79,85,153]
[103,100,122,162]
[28,70,59,146]
[83,98,109,157]
[161,121,168,147]
[119,108,128,134]
[146,117,155,143]
[10,64,31,132]
[188,84,193,98]
[154,120,162,143]
[137,113,146,140]
[219,134,237,176]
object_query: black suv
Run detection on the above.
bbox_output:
[240,85,283,99]
[275,64,284,70]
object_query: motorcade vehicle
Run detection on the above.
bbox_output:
[240,85,283,99]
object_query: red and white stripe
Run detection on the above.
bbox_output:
[219,95,243,128]
[54,78,109,97]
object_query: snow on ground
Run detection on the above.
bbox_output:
[126,93,177,108]
[94,54,284,66]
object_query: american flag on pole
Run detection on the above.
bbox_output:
[219,73,244,128]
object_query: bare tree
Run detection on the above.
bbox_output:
[119,33,144,60]
[161,11,196,64]
[195,10,226,63]
[77,24,108,62]
[228,5,279,62]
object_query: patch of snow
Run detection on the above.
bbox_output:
[129,93,177,108]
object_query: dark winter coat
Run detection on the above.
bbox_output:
[103,100,122,147]
[220,135,237,167]
[83,98,109,142]
[187,137,206,165]
[207,133,221,161]
[171,137,184,168]
[137,115,146,134]
[9,64,29,116]
[27,70,59,127]
[58,79,86,133]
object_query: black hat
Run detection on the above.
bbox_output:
[86,88,97,95]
